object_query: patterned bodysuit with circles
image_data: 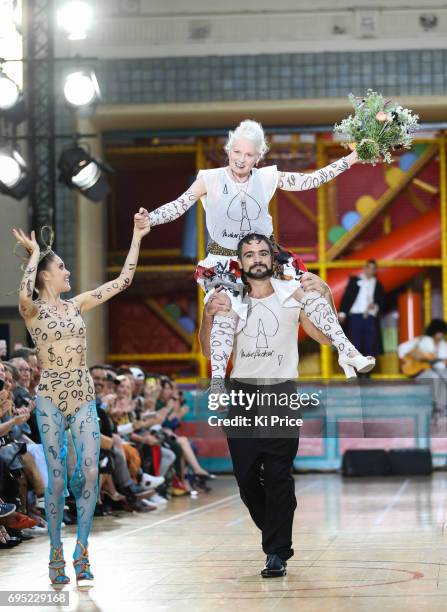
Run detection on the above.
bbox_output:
[26,296,99,572]
[27,298,95,416]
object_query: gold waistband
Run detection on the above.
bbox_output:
[206,241,237,256]
[207,235,277,257]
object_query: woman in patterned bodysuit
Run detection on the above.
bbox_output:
[144,120,375,389]
[13,209,150,586]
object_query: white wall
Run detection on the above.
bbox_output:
[99,1,447,17]
[0,194,29,308]
[55,0,447,58]
[0,193,30,352]
[74,117,107,366]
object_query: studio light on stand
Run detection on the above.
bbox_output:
[0,147,29,200]
[63,69,100,116]
[0,70,26,125]
[58,144,112,202]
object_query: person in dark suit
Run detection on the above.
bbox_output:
[338,260,385,357]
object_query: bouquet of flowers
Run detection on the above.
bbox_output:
[334,90,419,164]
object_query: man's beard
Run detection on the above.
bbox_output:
[244,264,274,280]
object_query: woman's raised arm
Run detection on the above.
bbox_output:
[147,176,206,227]
[278,151,357,192]
[12,229,40,320]
[74,208,150,314]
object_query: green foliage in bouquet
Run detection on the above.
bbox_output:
[334,90,419,164]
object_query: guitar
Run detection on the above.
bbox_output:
[400,350,442,377]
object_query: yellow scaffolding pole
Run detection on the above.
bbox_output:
[316,136,331,378]
[281,191,317,224]
[305,259,442,270]
[440,131,447,319]
[145,298,193,347]
[423,276,432,327]
[110,249,182,258]
[271,191,279,236]
[196,140,208,379]
[107,145,197,155]
[107,265,196,273]
[286,246,315,253]
[108,353,199,362]
[109,259,443,274]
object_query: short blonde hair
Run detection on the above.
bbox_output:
[224,119,269,160]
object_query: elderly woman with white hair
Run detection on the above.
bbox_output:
[144,120,375,387]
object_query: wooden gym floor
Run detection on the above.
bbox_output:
[1,473,447,611]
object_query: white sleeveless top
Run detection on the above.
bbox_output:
[197,166,278,250]
[231,279,302,381]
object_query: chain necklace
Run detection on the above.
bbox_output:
[230,168,250,206]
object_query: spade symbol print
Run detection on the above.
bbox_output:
[240,202,251,232]
[256,320,268,348]
[227,193,261,233]
[243,303,279,349]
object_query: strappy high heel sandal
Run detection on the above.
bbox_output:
[49,545,70,586]
[73,540,94,587]
[338,353,376,378]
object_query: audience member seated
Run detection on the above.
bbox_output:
[102,372,168,508]
[9,348,41,397]
[90,365,161,513]
[155,377,214,492]
[0,360,46,543]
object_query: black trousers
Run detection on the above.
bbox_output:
[349,313,378,356]
[225,380,300,561]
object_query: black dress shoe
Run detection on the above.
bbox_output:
[94,503,109,517]
[16,531,34,541]
[124,483,154,502]
[192,474,211,493]
[261,554,287,578]
[0,537,21,549]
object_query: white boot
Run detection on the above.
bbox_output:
[338,354,376,379]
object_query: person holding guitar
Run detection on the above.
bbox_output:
[398,319,447,413]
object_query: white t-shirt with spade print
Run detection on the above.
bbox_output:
[230,279,302,381]
[197,166,278,250]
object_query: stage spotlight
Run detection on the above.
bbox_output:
[0,149,30,200]
[13,0,23,35]
[57,1,94,41]
[0,71,20,109]
[63,70,100,110]
[58,145,112,202]
[0,72,27,124]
